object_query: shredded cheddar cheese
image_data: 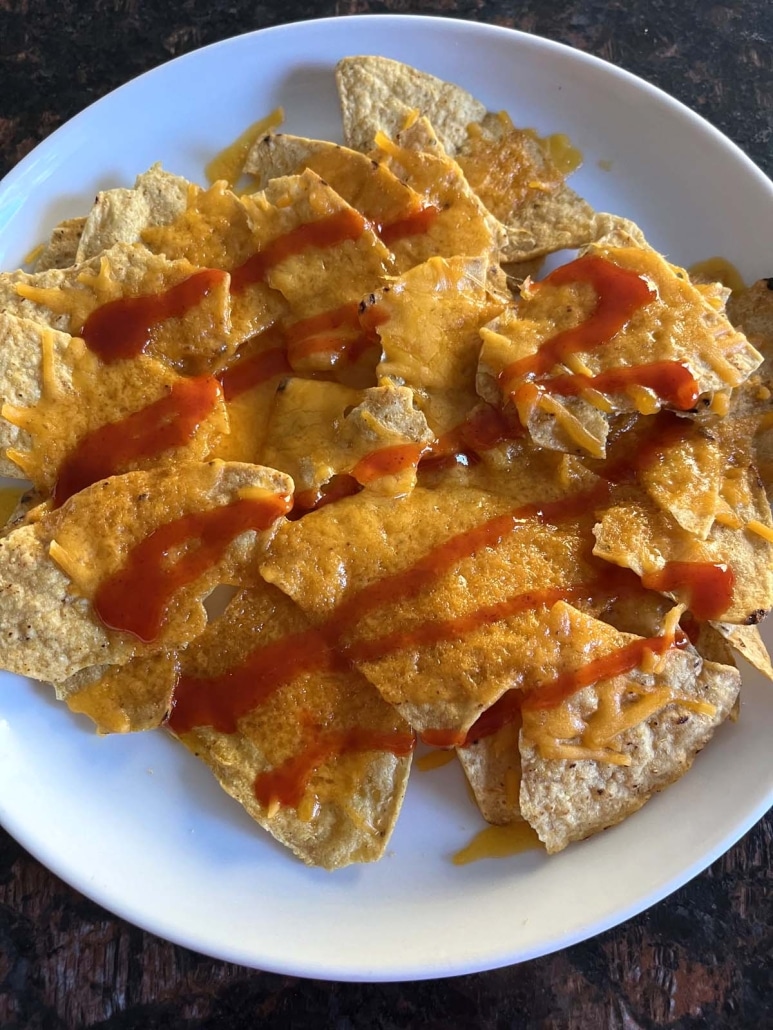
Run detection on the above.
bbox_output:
[747,519,773,543]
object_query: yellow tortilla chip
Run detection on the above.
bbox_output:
[479,242,762,457]
[0,460,292,682]
[75,165,191,263]
[593,470,773,624]
[710,621,773,680]
[365,255,505,438]
[169,583,414,869]
[0,242,235,375]
[2,341,228,499]
[0,313,74,478]
[241,169,393,321]
[519,614,739,853]
[336,56,486,155]
[457,706,524,825]
[372,116,506,263]
[727,278,773,356]
[245,130,497,274]
[56,652,179,733]
[141,179,288,344]
[31,217,86,272]
[262,482,610,736]
[262,379,431,500]
[457,112,595,261]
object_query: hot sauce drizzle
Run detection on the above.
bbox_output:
[325,485,610,641]
[377,205,440,247]
[94,493,291,642]
[420,404,524,472]
[253,727,415,808]
[284,301,380,367]
[499,254,656,388]
[82,269,228,363]
[291,475,363,518]
[351,443,424,485]
[545,361,700,411]
[230,210,366,293]
[462,631,690,744]
[641,562,735,621]
[521,632,688,712]
[217,345,291,401]
[346,586,589,665]
[53,376,221,506]
[169,626,342,735]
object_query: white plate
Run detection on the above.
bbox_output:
[0,15,772,982]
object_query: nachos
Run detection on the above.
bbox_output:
[0,57,770,870]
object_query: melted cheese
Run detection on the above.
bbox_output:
[205,108,285,190]
[416,749,455,771]
[452,821,541,864]
[0,486,24,525]
[48,539,90,592]
[522,612,716,767]
[747,519,773,544]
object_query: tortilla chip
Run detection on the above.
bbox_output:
[583,411,727,541]
[478,242,762,457]
[32,217,86,272]
[169,583,413,869]
[2,341,228,498]
[245,130,499,274]
[364,255,505,438]
[457,705,524,824]
[244,133,417,217]
[242,169,393,321]
[710,621,773,680]
[0,460,292,682]
[56,652,179,733]
[727,278,773,356]
[141,179,289,345]
[76,165,191,263]
[520,646,739,853]
[593,469,773,624]
[477,306,610,459]
[461,601,692,830]
[589,213,649,248]
[721,280,773,492]
[0,242,235,375]
[456,113,595,261]
[244,133,423,260]
[0,314,74,478]
[336,56,486,155]
[336,58,592,262]
[372,116,506,263]
[262,379,431,499]
[262,482,610,735]
[504,183,595,262]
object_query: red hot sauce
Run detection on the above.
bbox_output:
[82,269,228,363]
[53,376,221,507]
[94,493,291,642]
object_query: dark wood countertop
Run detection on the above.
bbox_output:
[0,1,771,1026]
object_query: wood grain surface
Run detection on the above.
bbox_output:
[0,1,771,1026]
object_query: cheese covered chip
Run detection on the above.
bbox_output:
[168,584,414,869]
[0,461,292,682]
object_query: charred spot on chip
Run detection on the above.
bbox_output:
[745,609,767,625]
